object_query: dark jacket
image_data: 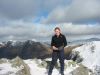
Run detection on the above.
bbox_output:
[51,33,67,48]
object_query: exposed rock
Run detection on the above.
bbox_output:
[10,56,31,75]
[71,64,93,75]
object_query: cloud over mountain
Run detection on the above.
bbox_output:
[0,0,100,41]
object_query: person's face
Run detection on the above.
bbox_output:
[54,29,61,36]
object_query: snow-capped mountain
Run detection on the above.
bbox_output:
[73,41,100,75]
[0,41,100,75]
[0,40,51,59]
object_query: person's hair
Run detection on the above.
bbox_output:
[54,27,60,31]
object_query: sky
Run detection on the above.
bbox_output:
[0,0,100,42]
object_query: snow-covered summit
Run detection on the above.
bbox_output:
[73,41,100,74]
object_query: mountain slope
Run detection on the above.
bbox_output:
[0,41,100,75]
[0,40,51,59]
[73,41,100,75]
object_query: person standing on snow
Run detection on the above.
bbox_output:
[48,27,67,75]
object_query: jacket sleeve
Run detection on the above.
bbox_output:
[63,35,67,47]
[51,36,55,46]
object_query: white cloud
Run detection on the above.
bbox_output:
[0,20,54,41]
[0,21,100,41]
[57,23,100,35]
[41,0,100,24]
[0,0,100,42]
[0,0,68,20]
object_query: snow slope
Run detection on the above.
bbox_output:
[0,58,78,75]
[24,59,78,75]
[74,41,100,73]
[0,60,22,75]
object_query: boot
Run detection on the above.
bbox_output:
[48,72,52,75]
[61,73,64,75]
[60,72,64,75]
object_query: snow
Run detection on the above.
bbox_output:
[0,42,3,45]
[31,39,37,42]
[1,41,100,75]
[0,42,5,46]
[0,62,21,75]
[74,41,100,70]
[24,59,47,75]
[24,59,78,75]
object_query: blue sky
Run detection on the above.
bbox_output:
[0,0,100,42]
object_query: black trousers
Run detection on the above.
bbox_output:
[48,49,65,74]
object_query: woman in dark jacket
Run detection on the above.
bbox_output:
[48,27,67,75]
